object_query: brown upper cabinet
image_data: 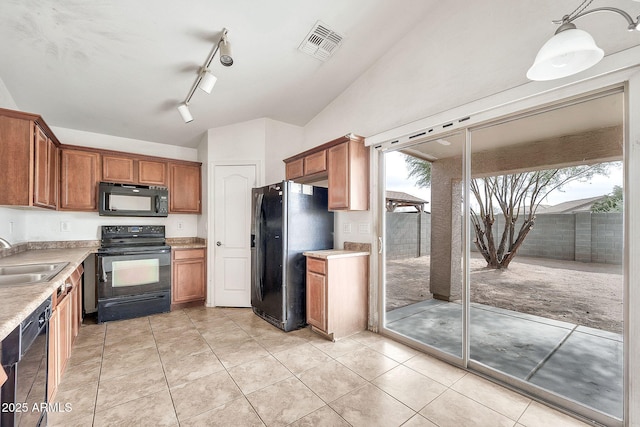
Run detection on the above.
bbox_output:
[0,109,60,210]
[138,159,168,186]
[59,148,101,211]
[283,134,369,211]
[169,162,201,213]
[102,155,168,186]
[102,155,135,184]
[34,125,59,209]
[1,107,202,214]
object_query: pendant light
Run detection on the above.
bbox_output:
[527,2,639,81]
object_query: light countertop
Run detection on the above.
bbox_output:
[167,237,207,250]
[303,249,370,259]
[0,246,97,341]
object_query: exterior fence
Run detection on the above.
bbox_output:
[386,212,622,264]
[385,212,431,260]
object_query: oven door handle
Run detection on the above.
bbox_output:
[98,257,108,283]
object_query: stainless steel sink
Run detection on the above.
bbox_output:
[0,262,69,286]
[0,263,67,275]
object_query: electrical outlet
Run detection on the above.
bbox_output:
[9,221,13,234]
[60,221,70,232]
[343,223,352,233]
[177,221,184,230]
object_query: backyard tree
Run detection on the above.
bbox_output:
[405,157,614,269]
[591,185,623,213]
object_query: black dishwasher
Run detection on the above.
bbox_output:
[1,297,51,427]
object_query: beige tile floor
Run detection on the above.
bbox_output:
[48,307,593,427]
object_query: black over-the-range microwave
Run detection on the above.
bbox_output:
[98,182,169,217]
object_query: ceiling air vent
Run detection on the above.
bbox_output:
[298,21,343,61]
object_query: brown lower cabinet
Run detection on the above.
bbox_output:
[48,265,83,402]
[305,252,369,341]
[171,248,206,308]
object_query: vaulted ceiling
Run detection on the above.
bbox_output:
[1,0,639,148]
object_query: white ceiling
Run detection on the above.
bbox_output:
[0,1,638,149]
[0,0,435,147]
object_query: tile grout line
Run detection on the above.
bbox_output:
[148,313,181,425]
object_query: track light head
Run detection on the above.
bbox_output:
[177,103,193,123]
[219,34,233,67]
[198,69,217,94]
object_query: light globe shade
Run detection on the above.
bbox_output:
[526,28,604,81]
[198,70,217,94]
[177,103,193,123]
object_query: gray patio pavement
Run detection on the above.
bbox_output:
[386,299,623,418]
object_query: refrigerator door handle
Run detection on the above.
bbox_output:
[254,193,265,301]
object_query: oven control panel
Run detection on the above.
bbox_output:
[101,225,165,238]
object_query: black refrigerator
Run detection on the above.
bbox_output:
[251,181,334,331]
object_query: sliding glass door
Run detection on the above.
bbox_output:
[380,89,625,425]
[383,132,465,360]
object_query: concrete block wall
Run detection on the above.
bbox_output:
[591,213,623,264]
[385,211,623,264]
[499,214,577,261]
[385,212,431,260]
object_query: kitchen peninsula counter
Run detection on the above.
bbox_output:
[0,246,98,341]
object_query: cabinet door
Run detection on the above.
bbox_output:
[285,158,304,180]
[0,116,31,206]
[138,160,167,186]
[328,142,350,210]
[304,150,327,176]
[33,127,58,209]
[57,295,72,375]
[306,270,327,331]
[60,149,101,211]
[169,163,201,213]
[33,126,49,207]
[172,258,206,303]
[47,140,58,209]
[47,306,60,402]
[102,155,135,183]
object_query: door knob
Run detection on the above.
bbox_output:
[216,241,222,246]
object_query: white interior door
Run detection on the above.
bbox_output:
[213,164,257,307]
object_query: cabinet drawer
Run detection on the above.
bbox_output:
[173,248,205,260]
[307,257,326,275]
[304,150,327,175]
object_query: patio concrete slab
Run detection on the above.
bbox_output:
[386,302,463,356]
[469,306,573,379]
[385,301,623,419]
[529,330,623,418]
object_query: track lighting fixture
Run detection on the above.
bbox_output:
[177,28,233,123]
[527,1,640,81]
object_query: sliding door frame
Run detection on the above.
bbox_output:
[374,67,640,426]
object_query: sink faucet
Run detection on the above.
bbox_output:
[0,237,12,249]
